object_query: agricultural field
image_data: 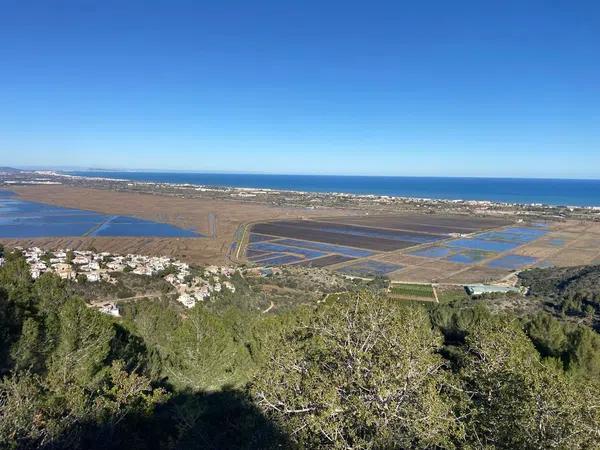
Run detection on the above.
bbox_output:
[388,283,436,302]
[241,215,600,285]
[1,185,358,265]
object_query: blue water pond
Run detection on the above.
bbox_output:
[271,238,375,258]
[247,242,327,259]
[410,246,454,258]
[337,260,401,276]
[0,190,203,238]
[446,238,519,252]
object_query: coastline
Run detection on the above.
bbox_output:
[56,171,600,211]
[2,174,600,283]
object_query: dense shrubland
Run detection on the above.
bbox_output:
[1,250,599,449]
[520,265,600,327]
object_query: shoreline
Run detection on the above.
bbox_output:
[1,180,600,284]
[2,170,600,227]
[54,171,600,211]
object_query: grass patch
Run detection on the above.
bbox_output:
[390,283,435,298]
[436,286,469,304]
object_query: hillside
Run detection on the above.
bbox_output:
[1,249,600,449]
[519,266,600,327]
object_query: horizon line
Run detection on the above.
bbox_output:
[65,168,600,182]
[9,165,600,181]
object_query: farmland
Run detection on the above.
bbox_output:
[242,215,600,284]
[0,185,357,265]
[4,185,600,286]
[388,283,437,302]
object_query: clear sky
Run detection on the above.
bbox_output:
[0,0,599,178]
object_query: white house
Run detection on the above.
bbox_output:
[73,255,91,265]
[99,303,120,317]
[223,281,236,293]
[177,293,196,309]
[86,272,101,282]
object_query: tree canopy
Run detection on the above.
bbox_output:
[1,252,599,449]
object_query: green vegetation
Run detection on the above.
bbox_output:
[436,285,470,304]
[389,283,435,299]
[1,251,600,449]
[519,265,600,329]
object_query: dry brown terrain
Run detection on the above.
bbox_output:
[2,185,356,264]
[5,186,600,284]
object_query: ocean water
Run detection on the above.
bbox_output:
[69,171,600,207]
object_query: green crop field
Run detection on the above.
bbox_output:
[389,283,435,299]
[435,286,470,304]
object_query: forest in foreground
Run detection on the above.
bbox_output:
[1,248,600,449]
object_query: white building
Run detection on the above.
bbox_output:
[164,273,178,285]
[177,293,196,309]
[52,263,75,280]
[204,265,219,276]
[86,272,101,282]
[72,255,91,265]
[133,267,153,276]
[465,284,521,296]
[223,281,235,293]
[107,261,126,271]
[194,285,211,300]
[99,303,120,317]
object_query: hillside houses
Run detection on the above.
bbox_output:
[8,247,239,312]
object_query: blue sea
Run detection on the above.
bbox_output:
[69,171,600,207]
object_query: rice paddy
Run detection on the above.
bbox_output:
[447,249,496,264]
[337,260,401,276]
[246,241,327,260]
[242,214,600,284]
[446,238,520,253]
[409,246,453,258]
[271,238,374,257]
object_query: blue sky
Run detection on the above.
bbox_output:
[0,0,598,178]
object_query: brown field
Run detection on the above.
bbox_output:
[570,238,600,249]
[373,254,436,266]
[249,215,507,253]
[412,260,469,272]
[292,254,356,268]
[4,185,600,285]
[319,214,512,233]
[442,266,509,284]
[2,185,356,265]
[548,249,600,266]
[387,267,445,283]
[513,246,561,259]
[251,222,418,251]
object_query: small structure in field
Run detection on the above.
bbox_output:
[465,284,521,297]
